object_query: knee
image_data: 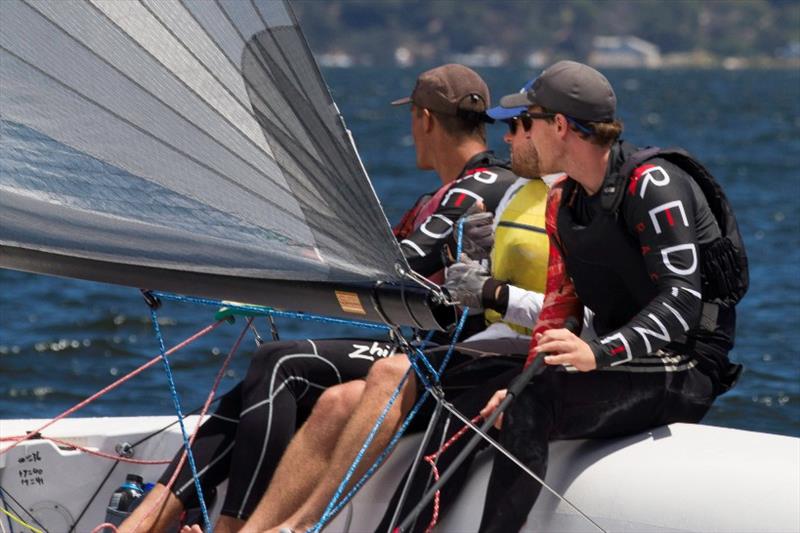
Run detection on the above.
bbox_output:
[313,380,365,423]
[365,355,411,390]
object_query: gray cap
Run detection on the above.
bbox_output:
[499,60,616,122]
[391,63,489,117]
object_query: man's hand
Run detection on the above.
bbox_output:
[480,389,508,430]
[444,255,490,309]
[442,205,495,265]
[460,210,494,261]
[535,328,597,371]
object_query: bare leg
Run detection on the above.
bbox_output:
[118,483,183,533]
[178,514,244,533]
[240,380,367,532]
[265,355,416,532]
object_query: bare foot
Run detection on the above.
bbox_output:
[180,525,203,533]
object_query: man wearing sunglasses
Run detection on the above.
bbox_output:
[472,60,743,531]
[220,64,539,533]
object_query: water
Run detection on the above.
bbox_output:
[1,68,798,437]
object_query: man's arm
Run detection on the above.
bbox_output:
[588,162,704,367]
[538,164,706,371]
[400,167,514,276]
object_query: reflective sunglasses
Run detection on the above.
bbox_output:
[506,111,556,134]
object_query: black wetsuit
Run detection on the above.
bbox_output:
[379,141,741,532]
[159,151,519,519]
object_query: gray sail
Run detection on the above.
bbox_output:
[0,0,445,328]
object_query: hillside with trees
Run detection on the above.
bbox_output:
[292,0,800,68]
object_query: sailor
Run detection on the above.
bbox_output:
[238,76,572,533]
[469,60,745,531]
[120,64,519,533]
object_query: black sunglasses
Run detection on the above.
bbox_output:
[506,111,556,134]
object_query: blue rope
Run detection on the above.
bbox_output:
[310,309,470,532]
[455,216,466,259]
[151,291,390,332]
[148,308,213,533]
[310,210,472,531]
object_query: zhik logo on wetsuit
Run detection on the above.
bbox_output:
[348,342,396,361]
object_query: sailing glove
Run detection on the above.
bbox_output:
[444,255,490,310]
[442,210,496,265]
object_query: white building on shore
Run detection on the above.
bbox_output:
[589,36,662,68]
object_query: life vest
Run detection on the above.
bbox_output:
[555,178,654,336]
[601,144,749,307]
[485,178,549,335]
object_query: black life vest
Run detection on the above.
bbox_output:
[600,145,749,307]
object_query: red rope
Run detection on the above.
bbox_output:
[0,435,173,464]
[0,321,223,456]
[422,414,483,533]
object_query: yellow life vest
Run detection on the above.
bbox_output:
[485,178,549,335]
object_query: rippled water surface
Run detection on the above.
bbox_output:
[1,68,798,437]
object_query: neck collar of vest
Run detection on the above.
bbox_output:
[458,150,510,178]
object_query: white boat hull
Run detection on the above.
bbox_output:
[1,417,798,532]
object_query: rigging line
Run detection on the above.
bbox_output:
[11,2,320,237]
[67,392,229,531]
[0,487,48,533]
[0,321,224,456]
[68,460,119,533]
[135,0,353,215]
[216,1,377,220]
[312,311,469,531]
[0,507,43,533]
[401,213,468,301]
[152,292,392,332]
[0,488,17,533]
[386,399,446,533]
[129,316,253,533]
[131,396,224,449]
[148,307,213,533]
[400,267,447,301]
[175,0,369,218]
[429,397,608,533]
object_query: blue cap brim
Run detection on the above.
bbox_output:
[488,78,537,121]
[487,105,525,121]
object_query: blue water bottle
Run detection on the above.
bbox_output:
[104,473,145,526]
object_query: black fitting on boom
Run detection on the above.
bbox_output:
[140,289,161,310]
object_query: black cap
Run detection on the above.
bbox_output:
[499,60,616,122]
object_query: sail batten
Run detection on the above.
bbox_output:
[0,0,407,294]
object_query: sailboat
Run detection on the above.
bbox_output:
[1,1,798,532]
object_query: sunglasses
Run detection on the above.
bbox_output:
[506,111,556,134]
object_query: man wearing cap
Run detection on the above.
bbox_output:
[220,64,533,533]
[471,60,742,531]
[121,64,520,533]
[253,70,601,533]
